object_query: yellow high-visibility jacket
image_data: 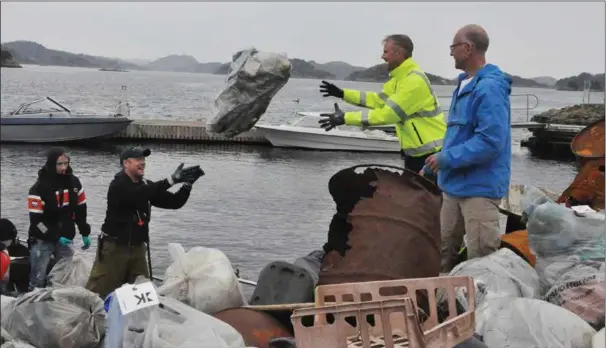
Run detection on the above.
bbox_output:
[343,58,447,157]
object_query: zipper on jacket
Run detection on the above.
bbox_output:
[411,122,424,144]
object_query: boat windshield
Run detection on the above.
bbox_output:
[11,98,69,116]
[291,116,363,132]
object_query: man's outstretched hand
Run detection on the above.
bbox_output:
[319,103,345,131]
[319,80,344,99]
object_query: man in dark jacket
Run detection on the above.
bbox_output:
[85,147,204,298]
[27,147,91,289]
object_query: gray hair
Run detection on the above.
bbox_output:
[383,34,414,58]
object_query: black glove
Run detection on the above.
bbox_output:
[171,163,204,184]
[319,80,344,99]
[183,166,205,186]
[319,103,345,131]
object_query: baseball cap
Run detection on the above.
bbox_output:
[120,147,151,164]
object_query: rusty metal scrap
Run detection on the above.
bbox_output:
[319,165,443,287]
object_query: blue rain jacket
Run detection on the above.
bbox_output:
[437,64,512,199]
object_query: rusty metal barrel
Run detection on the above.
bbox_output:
[214,307,292,348]
[318,164,443,286]
[571,118,605,162]
[558,119,606,210]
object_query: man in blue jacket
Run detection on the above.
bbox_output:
[422,24,512,272]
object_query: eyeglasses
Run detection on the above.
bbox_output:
[450,42,468,51]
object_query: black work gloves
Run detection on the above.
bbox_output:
[319,103,345,132]
[319,80,344,99]
[171,163,205,185]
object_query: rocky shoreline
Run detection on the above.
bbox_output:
[530,103,605,126]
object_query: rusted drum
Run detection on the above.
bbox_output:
[214,307,292,348]
[557,158,605,210]
[571,118,605,160]
[318,164,442,286]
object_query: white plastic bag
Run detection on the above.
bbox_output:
[158,243,246,315]
[475,297,596,348]
[207,48,291,138]
[141,296,246,348]
[526,202,605,260]
[444,248,540,310]
[47,252,93,288]
[105,290,157,347]
[0,295,16,325]
[0,341,36,348]
[1,286,106,348]
[543,261,605,329]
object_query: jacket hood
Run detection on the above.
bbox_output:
[458,64,512,95]
[38,147,73,179]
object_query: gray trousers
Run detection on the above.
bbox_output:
[440,193,501,273]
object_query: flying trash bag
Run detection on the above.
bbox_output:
[207,48,291,138]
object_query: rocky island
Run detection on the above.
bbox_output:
[1,48,22,68]
[531,103,605,126]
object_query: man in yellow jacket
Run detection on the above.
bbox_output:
[318,34,447,173]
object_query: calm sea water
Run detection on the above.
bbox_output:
[0,65,593,288]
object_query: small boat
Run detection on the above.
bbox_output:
[99,68,128,72]
[0,96,133,143]
[254,114,401,153]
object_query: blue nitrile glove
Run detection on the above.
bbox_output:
[58,237,72,246]
[420,165,437,179]
[82,236,91,250]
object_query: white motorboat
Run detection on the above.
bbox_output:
[0,96,132,143]
[254,114,401,153]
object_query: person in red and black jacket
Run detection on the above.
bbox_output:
[27,147,91,289]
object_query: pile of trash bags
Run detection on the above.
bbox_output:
[207,48,292,138]
[439,185,605,348]
[0,243,250,348]
[2,188,605,348]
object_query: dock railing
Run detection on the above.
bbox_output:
[436,93,540,121]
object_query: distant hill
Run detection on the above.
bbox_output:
[309,61,365,80]
[531,76,558,87]
[1,47,22,68]
[554,72,605,92]
[145,54,223,73]
[344,63,455,85]
[504,73,549,88]
[213,57,335,79]
[2,40,142,70]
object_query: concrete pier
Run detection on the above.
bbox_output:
[109,119,270,145]
[108,119,585,160]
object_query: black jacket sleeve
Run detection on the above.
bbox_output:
[27,183,57,239]
[72,177,91,237]
[150,183,192,210]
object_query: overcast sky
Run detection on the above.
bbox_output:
[1,2,604,78]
